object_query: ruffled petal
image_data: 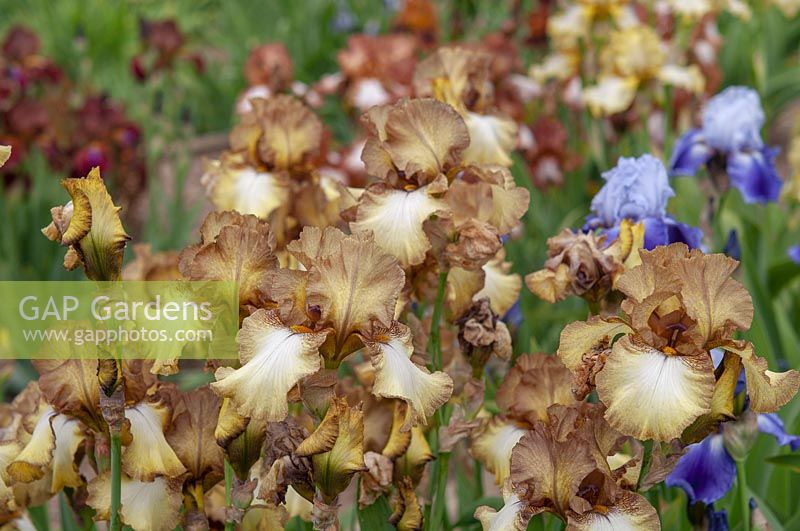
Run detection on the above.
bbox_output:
[509,422,596,516]
[8,408,85,493]
[669,129,713,177]
[87,473,182,531]
[303,228,405,361]
[363,322,453,430]
[495,354,577,424]
[557,317,632,371]
[582,77,638,117]
[727,148,783,204]
[567,490,660,530]
[474,490,531,531]
[350,184,447,267]
[43,168,130,280]
[462,112,517,167]
[166,386,225,488]
[203,158,290,219]
[211,309,327,422]
[296,398,366,503]
[362,98,470,181]
[123,401,187,481]
[470,417,526,484]
[474,250,522,318]
[595,335,715,440]
[719,340,800,413]
[665,434,736,504]
[677,250,753,342]
[179,211,278,307]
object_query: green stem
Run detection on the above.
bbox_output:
[427,270,449,373]
[738,464,750,531]
[224,459,235,531]
[425,270,450,531]
[429,452,451,531]
[109,433,122,531]
[636,440,654,491]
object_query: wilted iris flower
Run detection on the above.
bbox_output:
[584,154,703,249]
[526,220,644,305]
[670,86,783,204]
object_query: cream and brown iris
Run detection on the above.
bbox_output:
[558,243,800,441]
[469,354,577,485]
[582,26,704,116]
[476,403,659,531]
[351,97,528,271]
[42,167,131,281]
[188,219,453,438]
[201,94,354,247]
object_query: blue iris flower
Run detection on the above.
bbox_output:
[789,245,800,265]
[670,86,783,204]
[665,413,799,504]
[584,154,703,249]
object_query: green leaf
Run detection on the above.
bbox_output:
[58,493,82,531]
[767,261,800,296]
[357,495,395,531]
[28,504,50,531]
[765,454,800,473]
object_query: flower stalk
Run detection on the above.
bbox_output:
[224,458,235,531]
[738,464,750,531]
[109,432,122,531]
[426,269,449,531]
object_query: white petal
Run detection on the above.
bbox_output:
[351,185,447,267]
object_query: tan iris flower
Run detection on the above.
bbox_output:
[353,98,528,273]
[470,354,576,485]
[87,473,183,531]
[482,404,660,530]
[230,94,322,171]
[583,27,705,116]
[360,97,470,187]
[558,244,800,441]
[361,322,453,431]
[211,309,329,423]
[447,248,522,319]
[165,387,225,507]
[201,152,290,221]
[122,392,187,481]
[414,47,517,167]
[179,210,278,308]
[295,398,367,503]
[42,168,130,280]
[7,404,86,494]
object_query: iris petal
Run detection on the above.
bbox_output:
[726,148,783,204]
[665,434,736,504]
[669,129,713,177]
[757,413,800,451]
